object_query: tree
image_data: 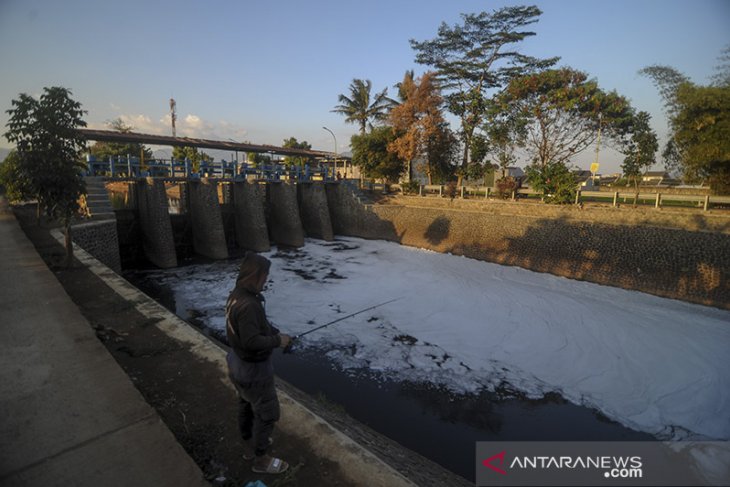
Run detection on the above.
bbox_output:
[172,145,212,173]
[711,44,730,87]
[394,70,415,102]
[0,150,34,202]
[350,126,405,182]
[332,79,394,133]
[88,118,152,164]
[524,162,577,204]
[247,152,271,166]
[282,137,314,167]
[4,87,87,265]
[410,5,558,169]
[422,124,458,184]
[621,111,658,204]
[672,83,730,192]
[498,68,633,169]
[640,58,730,193]
[388,72,454,182]
[481,113,524,177]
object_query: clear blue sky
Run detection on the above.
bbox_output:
[1,0,728,173]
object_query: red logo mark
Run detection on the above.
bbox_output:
[482,451,507,475]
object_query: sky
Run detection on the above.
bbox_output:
[1,0,728,174]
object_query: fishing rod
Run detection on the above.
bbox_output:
[284,297,402,353]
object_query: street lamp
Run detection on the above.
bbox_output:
[227,138,241,176]
[322,126,338,180]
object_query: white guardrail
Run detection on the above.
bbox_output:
[360,182,729,211]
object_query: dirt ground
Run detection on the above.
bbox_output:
[13,204,355,487]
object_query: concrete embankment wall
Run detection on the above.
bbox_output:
[325,186,730,309]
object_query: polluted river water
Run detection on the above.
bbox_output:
[124,237,729,481]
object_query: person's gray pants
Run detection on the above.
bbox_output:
[233,378,280,456]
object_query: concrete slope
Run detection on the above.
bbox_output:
[0,197,208,487]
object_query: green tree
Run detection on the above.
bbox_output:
[247,152,271,166]
[497,68,632,203]
[481,114,524,176]
[498,68,633,169]
[673,83,730,193]
[88,118,152,165]
[621,111,658,204]
[173,145,212,173]
[4,87,87,265]
[524,162,577,204]
[350,126,405,182]
[332,79,394,134]
[282,137,314,167]
[711,44,730,87]
[0,150,34,202]
[640,57,730,193]
[410,5,558,169]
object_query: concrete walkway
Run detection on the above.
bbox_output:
[0,197,209,487]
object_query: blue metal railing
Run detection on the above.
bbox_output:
[85,155,336,181]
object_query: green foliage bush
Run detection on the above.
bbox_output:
[401,180,421,195]
[525,162,577,204]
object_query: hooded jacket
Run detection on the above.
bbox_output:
[226,252,281,363]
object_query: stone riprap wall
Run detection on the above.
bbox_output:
[232,181,270,252]
[72,220,122,273]
[298,182,334,241]
[134,178,177,268]
[327,188,729,309]
[187,178,228,260]
[325,183,399,240]
[71,219,122,273]
[267,182,305,248]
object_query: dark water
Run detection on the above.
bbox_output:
[125,262,654,482]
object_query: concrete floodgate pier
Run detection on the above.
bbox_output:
[298,182,334,241]
[187,178,229,260]
[267,181,305,248]
[233,181,270,252]
[134,178,177,269]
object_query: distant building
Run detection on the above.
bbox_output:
[642,171,670,183]
[497,166,525,180]
[572,169,599,189]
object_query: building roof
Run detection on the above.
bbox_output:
[79,129,333,158]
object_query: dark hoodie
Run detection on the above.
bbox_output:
[226,252,281,366]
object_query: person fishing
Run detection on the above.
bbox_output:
[225,251,291,474]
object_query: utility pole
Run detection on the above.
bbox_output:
[170,98,177,137]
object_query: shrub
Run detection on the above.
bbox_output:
[495,177,518,199]
[401,180,421,195]
[526,162,577,204]
[444,181,458,199]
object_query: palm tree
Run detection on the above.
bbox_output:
[332,79,394,133]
